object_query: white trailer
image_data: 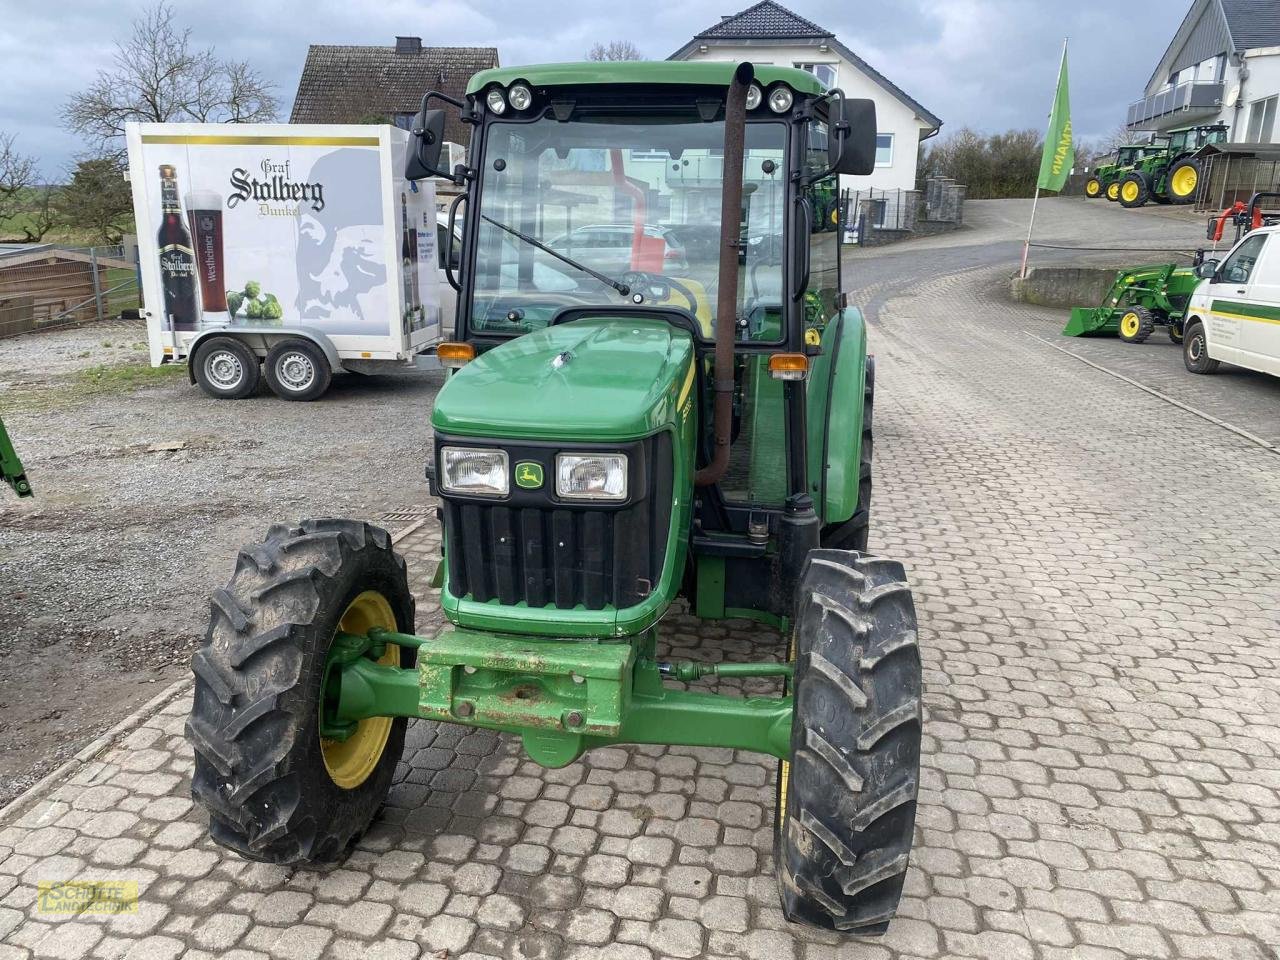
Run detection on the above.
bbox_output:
[126,122,453,400]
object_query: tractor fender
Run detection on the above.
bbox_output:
[186,326,341,383]
[806,306,868,526]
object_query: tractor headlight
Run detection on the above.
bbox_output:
[485,87,507,115]
[441,447,509,497]
[508,83,533,111]
[745,84,763,110]
[768,84,794,113]
[556,453,628,501]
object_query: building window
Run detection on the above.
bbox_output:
[1247,96,1277,144]
[875,133,894,167]
[795,63,837,90]
[393,113,415,130]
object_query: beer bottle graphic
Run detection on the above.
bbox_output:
[400,192,415,333]
[157,165,199,331]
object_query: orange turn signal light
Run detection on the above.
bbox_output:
[437,342,475,369]
[767,353,809,381]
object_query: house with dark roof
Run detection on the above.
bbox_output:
[669,1,941,191]
[291,37,498,146]
[1127,0,1280,142]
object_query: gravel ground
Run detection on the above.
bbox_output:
[0,326,444,805]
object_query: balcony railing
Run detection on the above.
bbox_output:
[1127,80,1224,129]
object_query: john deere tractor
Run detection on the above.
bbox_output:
[1,417,32,498]
[1085,141,1167,201]
[1117,124,1227,208]
[187,62,922,935]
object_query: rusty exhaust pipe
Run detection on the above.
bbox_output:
[695,61,753,488]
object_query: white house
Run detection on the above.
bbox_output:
[668,1,942,193]
[1127,0,1280,142]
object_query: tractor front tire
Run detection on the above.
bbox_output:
[1106,181,1121,202]
[187,519,416,864]
[1118,307,1157,343]
[1167,159,1201,205]
[1183,320,1220,374]
[775,550,922,934]
[1168,321,1184,344]
[1084,177,1102,199]
[1118,173,1149,208]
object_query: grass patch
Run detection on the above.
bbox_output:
[75,361,185,391]
[7,359,186,413]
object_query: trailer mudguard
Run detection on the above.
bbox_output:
[806,306,868,526]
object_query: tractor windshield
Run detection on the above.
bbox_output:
[470,111,788,341]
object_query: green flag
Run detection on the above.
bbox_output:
[1037,46,1073,192]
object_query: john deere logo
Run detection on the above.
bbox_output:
[515,462,544,489]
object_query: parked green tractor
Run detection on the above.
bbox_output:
[1117,124,1227,208]
[1064,262,1201,342]
[1085,142,1166,201]
[187,62,922,935]
[0,417,32,498]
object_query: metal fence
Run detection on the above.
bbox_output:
[0,243,140,339]
[840,188,920,245]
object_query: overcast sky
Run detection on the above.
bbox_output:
[2,0,1181,177]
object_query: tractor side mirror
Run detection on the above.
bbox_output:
[1195,259,1219,280]
[405,108,447,181]
[828,97,877,176]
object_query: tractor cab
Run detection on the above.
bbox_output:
[186,61,924,940]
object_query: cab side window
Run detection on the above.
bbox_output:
[1220,234,1268,285]
[803,120,840,328]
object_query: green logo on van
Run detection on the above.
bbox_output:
[515,461,544,489]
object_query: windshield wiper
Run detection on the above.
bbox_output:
[481,215,631,297]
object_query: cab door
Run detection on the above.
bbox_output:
[1238,231,1280,376]
[1204,232,1268,367]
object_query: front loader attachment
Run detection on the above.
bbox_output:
[1064,305,1120,337]
[0,416,32,498]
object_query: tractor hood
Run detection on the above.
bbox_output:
[432,318,696,442]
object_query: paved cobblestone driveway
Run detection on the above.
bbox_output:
[3,221,1279,957]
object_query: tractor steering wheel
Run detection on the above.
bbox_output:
[618,271,701,316]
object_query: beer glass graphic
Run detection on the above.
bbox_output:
[185,190,228,329]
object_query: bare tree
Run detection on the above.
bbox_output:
[587,40,643,62]
[63,3,278,160]
[0,133,37,224]
[19,186,60,242]
[1097,124,1145,155]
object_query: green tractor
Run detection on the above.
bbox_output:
[1084,141,1167,201]
[186,62,922,935]
[1117,123,1228,208]
[1064,262,1201,342]
[0,417,32,498]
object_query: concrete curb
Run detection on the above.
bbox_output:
[0,514,433,828]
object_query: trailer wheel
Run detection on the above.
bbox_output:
[821,357,873,552]
[265,338,332,401]
[1118,307,1156,343]
[775,550,921,934]
[1106,181,1121,202]
[187,519,415,864]
[1183,320,1220,374]
[1167,159,1201,205]
[1118,173,1149,208]
[1084,177,1102,199]
[193,337,260,400]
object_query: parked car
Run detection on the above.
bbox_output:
[1183,225,1280,378]
[549,223,688,274]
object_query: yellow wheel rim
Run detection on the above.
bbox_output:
[1086,179,1100,196]
[1107,182,1120,200]
[1121,181,1140,203]
[1120,312,1141,338]
[1172,165,1197,196]
[320,591,400,789]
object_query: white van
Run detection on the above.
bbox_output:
[1184,225,1280,378]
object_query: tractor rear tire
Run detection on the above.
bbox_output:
[775,550,922,934]
[1118,173,1149,208]
[1084,177,1103,199]
[1167,158,1201,205]
[187,519,416,864]
[1118,307,1157,344]
[1183,320,1220,374]
[821,357,873,553]
[1106,181,1121,202]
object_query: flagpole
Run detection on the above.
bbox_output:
[1021,38,1069,279]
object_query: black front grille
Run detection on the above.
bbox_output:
[440,434,673,611]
